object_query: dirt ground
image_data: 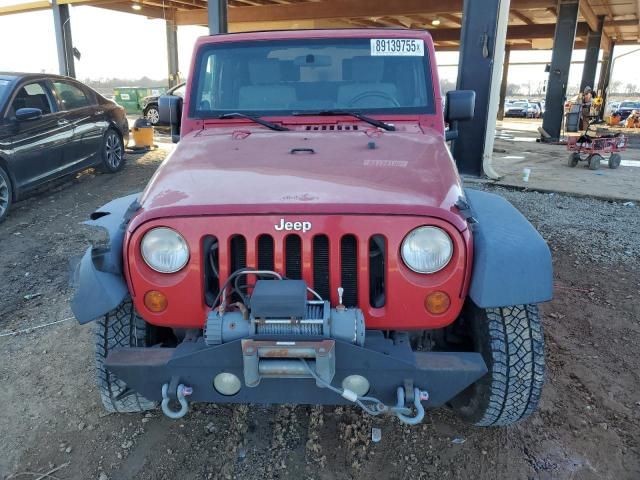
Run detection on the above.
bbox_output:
[1,146,639,480]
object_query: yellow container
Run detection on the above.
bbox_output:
[132,125,154,148]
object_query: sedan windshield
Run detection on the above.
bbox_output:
[191,38,435,117]
[620,101,640,109]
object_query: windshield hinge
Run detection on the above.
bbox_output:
[455,197,478,227]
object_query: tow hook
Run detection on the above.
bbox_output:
[161,383,192,419]
[394,386,428,426]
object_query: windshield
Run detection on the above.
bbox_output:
[512,102,528,107]
[620,101,640,109]
[191,38,434,117]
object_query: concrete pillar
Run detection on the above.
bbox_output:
[208,0,228,35]
[541,0,579,140]
[497,46,511,120]
[52,0,75,78]
[452,0,510,177]
[580,16,605,92]
[166,20,179,87]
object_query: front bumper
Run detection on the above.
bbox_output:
[106,331,487,408]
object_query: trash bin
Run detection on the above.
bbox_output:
[131,118,154,149]
[113,87,141,114]
[565,103,582,132]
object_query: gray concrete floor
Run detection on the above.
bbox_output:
[490,119,640,202]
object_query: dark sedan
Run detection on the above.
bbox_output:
[0,73,129,223]
[142,82,185,125]
[613,100,640,121]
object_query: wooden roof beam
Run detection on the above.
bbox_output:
[579,0,599,32]
[176,0,556,25]
[511,10,534,24]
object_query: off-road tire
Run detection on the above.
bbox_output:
[0,165,12,224]
[588,153,602,171]
[99,128,125,173]
[608,153,621,169]
[568,152,580,167]
[452,303,545,427]
[95,300,157,413]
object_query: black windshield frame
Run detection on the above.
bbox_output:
[189,38,436,119]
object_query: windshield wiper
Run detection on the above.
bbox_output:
[292,110,396,131]
[218,112,289,131]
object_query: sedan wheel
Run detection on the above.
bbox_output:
[0,166,12,223]
[145,106,160,125]
[101,130,125,173]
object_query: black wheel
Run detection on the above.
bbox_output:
[99,128,125,173]
[608,153,621,169]
[451,303,545,427]
[588,153,602,171]
[95,300,157,413]
[568,153,580,167]
[0,165,12,224]
[144,105,160,126]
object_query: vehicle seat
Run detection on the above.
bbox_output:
[337,57,398,108]
[238,59,296,110]
[13,89,51,114]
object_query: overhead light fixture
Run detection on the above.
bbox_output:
[131,3,142,10]
[431,17,441,26]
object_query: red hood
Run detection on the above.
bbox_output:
[135,124,466,231]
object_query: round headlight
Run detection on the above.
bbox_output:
[141,227,189,273]
[401,226,453,274]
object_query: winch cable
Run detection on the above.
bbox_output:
[212,268,324,313]
[300,359,426,425]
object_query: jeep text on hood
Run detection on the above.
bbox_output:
[72,29,552,430]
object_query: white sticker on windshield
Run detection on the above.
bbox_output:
[370,38,424,56]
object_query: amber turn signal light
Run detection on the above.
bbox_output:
[144,290,168,312]
[425,291,450,314]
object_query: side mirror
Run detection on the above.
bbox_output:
[159,95,182,143]
[444,90,475,141]
[15,107,43,122]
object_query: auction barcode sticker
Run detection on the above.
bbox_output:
[370,38,424,56]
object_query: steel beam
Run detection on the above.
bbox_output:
[452,0,509,177]
[598,41,615,115]
[166,19,180,87]
[208,0,228,34]
[52,0,75,77]
[580,16,604,92]
[541,0,579,141]
[497,46,512,120]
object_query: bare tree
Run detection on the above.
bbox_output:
[624,83,637,95]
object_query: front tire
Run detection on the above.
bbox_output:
[95,300,157,413]
[452,303,545,427]
[99,128,125,173]
[144,105,160,126]
[608,153,621,169]
[568,152,580,167]
[0,165,12,224]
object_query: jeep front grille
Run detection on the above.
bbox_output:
[206,232,386,309]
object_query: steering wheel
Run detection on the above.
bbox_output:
[348,91,401,108]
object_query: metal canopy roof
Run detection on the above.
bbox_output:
[1,0,638,50]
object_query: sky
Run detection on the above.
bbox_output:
[0,4,639,93]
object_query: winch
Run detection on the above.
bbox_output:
[204,279,365,346]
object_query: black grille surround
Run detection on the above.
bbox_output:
[222,233,386,309]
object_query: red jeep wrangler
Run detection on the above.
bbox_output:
[72,29,552,427]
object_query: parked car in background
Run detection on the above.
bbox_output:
[527,102,542,118]
[612,100,640,121]
[504,101,531,118]
[142,82,185,125]
[0,73,129,223]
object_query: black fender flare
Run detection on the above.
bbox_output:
[464,188,553,308]
[71,193,140,324]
